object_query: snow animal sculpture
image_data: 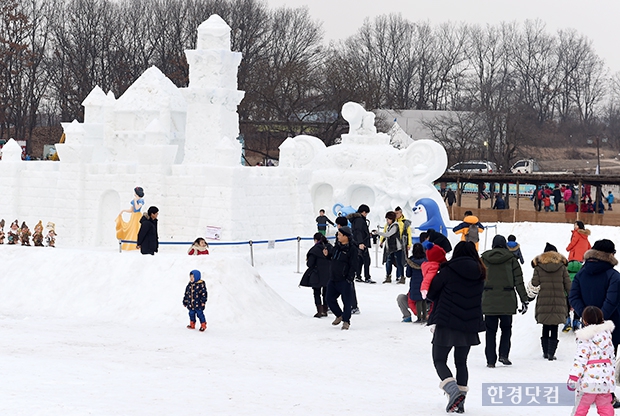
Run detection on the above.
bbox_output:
[279,101,450,231]
[332,204,357,218]
[412,198,448,238]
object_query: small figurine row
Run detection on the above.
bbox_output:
[0,219,57,247]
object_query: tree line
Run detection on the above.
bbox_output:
[2,0,619,166]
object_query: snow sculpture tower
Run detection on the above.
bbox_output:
[183,14,245,165]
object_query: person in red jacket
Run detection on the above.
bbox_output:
[188,237,209,255]
[566,221,591,262]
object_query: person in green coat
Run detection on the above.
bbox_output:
[530,243,571,361]
[481,235,529,367]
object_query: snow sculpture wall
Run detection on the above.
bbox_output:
[0,15,448,248]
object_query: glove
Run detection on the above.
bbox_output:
[519,302,529,314]
[420,290,428,300]
[567,376,578,391]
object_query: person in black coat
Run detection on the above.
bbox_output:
[347,204,374,283]
[569,239,620,349]
[326,226,358,330]
[299,233,333,318]
[426,228,452,254]
[137,206,159,255]
[427,241,485,413]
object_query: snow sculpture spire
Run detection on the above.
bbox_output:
[183,14,245,165]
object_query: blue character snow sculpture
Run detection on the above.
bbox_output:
[412,198,448,243]
[332,203,356,226]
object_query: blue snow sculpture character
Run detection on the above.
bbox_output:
[412,198,448,241]
[332,203,356,220]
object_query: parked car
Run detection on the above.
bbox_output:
[447,160,497,173]
[510,159,540,173]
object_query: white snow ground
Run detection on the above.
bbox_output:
[1,221,617,415]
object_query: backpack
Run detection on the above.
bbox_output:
[465,224,479,243]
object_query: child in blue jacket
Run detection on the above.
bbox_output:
[183,269,208,331]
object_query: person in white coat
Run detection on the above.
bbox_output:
[567,305,616,416]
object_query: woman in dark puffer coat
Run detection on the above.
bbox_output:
[300,233,333,318]
[428,241,485,413]
[530,243,571,361]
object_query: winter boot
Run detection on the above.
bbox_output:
[332,316,342,325]
[397,276,406,284]
[199,322,207,332]
[562,317,572,333]
[383,275,392,284]
[321,305,328,317]
[573,319,581,331]
[439,377,465,413]
[541,337,549,359]
[365,277,376,284]
[498,357,512,365]
[456,385,468,413]
[187,321,196,329]
[313,304,322,318]
[547,338,559,361]
[341,322,350,330]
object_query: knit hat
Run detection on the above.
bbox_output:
[134,187,144,198]
[544,243,557,253]
[426,244,447,263]
[190,269,201,281]
[338,226,353,238]
[492,235,507,249]
[592,239,616,254]
[147,206,159,216]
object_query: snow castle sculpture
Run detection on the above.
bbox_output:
[0,14,449,247]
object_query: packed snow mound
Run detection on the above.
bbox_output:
[0,247,301,326]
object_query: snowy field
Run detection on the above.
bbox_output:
[1,221,619,415]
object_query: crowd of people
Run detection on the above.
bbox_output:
[532,184,614,214]
[305,206,620,414]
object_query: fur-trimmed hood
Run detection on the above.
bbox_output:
[576,228,591,237]
[584,249,619,266]
[532,251,568,267]
[575,320,615,340]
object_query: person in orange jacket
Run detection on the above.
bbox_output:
[566,221,591,262]
[452,211,484,250]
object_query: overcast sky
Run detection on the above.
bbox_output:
[266,0,620,73]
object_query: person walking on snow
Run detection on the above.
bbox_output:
[530,243,571,361]
[428,241,486,413]
[326,226,358,330]
[567,306,615,416]
[182,269,208,331]
[299,233,333,318]
[566,221,591,263]
[137,206,159,255]
[481,235,529,367]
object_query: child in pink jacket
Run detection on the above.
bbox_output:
[420,243,447,299]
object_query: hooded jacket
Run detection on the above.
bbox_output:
[531,251,572,325]
[507,241,524,264]
[568,321,616,394]
[481,247,528,315]
[406,257,425,301]
[427,256,485,333]
[566,229,591,262]
[420,244,447,292]
[569,249,620,345]
[137,213,159,255]
[301,241,333,288]
[453,215,484,241]
[183,270,208,310]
